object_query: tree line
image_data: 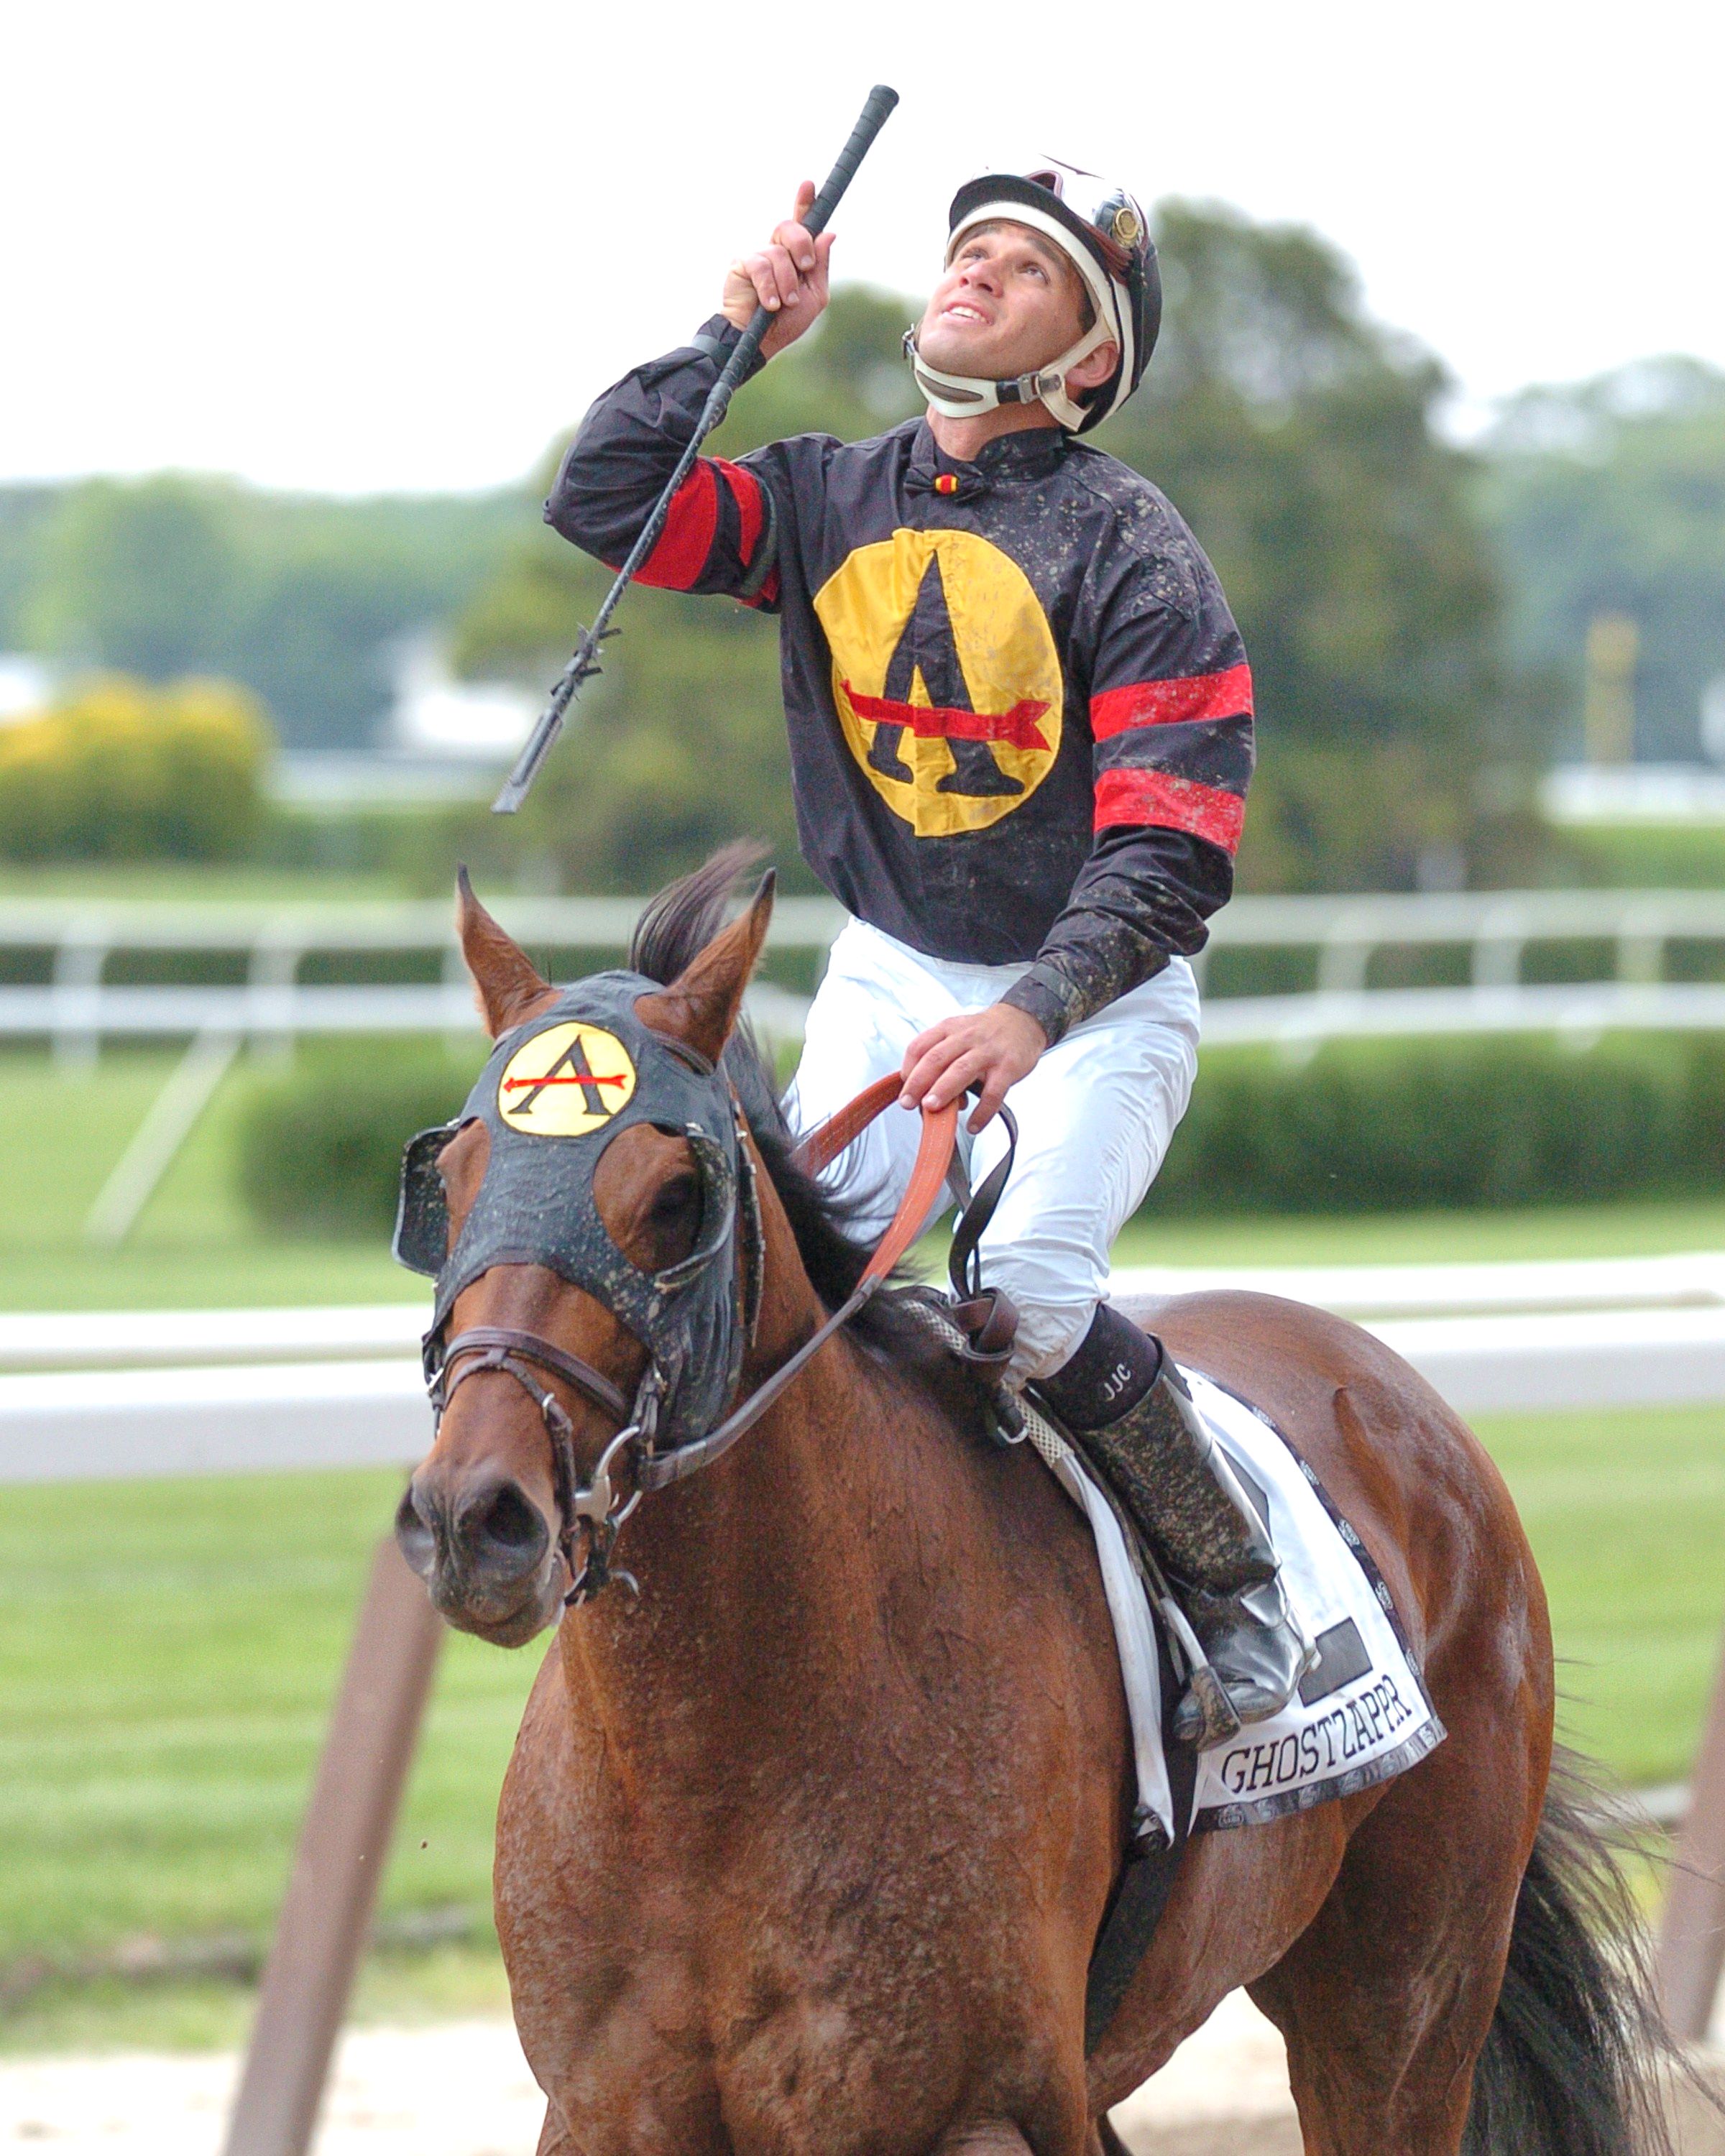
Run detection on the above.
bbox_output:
[0,484,520,752]
[4,200,1722,892]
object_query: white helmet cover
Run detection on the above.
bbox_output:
[906,161,1159,434]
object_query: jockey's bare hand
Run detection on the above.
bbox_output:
[722,181,836,360]
[898,1003,1049,1134]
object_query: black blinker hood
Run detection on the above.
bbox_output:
[392,973,749,1449]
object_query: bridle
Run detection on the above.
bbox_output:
[424,1074,1013,1606]
[429,1323,650,1603]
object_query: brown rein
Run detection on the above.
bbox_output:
[431,1080,960,1602]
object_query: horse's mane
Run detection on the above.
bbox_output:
[628,845,937,1366]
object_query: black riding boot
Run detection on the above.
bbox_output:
[1039,1305,1311,1743]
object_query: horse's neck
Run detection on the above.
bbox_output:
[556,1185,944,1763]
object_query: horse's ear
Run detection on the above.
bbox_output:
[456,865,556,1038]
[635,871,775,1066]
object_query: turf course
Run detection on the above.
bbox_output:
[0,1049,410,1309]
[0,1467,530,2053]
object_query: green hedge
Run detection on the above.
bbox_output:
[236,1031,1725,1239]
[1146,1033,1725,1215]
[236,1042,479,1238]
[0,676,272,862]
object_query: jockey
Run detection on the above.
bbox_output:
[544,162,1309,1738]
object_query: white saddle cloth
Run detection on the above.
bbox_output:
[1024,1366,1445,1846]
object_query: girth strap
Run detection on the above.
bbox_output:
[1083,1645,1198,2053]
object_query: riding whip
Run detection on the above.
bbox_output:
[492,83,901,814]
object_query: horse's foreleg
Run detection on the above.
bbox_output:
[1091,2119,1130,2156]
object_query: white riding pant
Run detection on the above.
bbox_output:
[783,917,1201,1387]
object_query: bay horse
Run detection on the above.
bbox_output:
[397,852,1673,2156]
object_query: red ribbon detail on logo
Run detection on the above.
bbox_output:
[502,1074,630,1090]
[842,681,1050,752]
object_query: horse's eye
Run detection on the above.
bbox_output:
[651,1174,699,1225]
[638,1170,701,1268]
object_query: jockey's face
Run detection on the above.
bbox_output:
[915,220,1116,394]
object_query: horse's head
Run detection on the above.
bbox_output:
[394,865,773,1644]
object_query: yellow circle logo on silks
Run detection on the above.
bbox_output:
[813,528,1063,837]
[497,1022,637,1137]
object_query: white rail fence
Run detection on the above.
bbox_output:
[9,1250,1725,1483]
[16,885,1725,1061]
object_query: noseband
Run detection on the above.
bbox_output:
[430,1326,648,1600]
[424,1073,1016,1607]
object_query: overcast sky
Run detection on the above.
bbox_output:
[8,0,1722,494]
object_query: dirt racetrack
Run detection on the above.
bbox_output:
[0,1992,1717,2154]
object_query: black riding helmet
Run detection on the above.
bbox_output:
[906,160,1161,435]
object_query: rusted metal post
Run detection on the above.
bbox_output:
[1658,1616,1725,2043]
[223,1536,443,2156]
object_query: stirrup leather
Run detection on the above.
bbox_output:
[1039,1350,1314,1743]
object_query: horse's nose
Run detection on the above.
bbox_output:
[396,1467,551,1600]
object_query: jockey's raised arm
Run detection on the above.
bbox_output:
[542,184,830,601]
[542,333,782,605]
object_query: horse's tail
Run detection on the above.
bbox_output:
[1463,1749,1688,2155]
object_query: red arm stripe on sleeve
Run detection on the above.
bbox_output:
[636,461,719,591]
[714,458,779,606]
[1090,661,1254,740]
[713,459,765,562]
[1094,768,1246,853]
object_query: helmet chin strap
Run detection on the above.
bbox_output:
[904,316,1112,433]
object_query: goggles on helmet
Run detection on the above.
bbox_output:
[906,160,1160,435]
